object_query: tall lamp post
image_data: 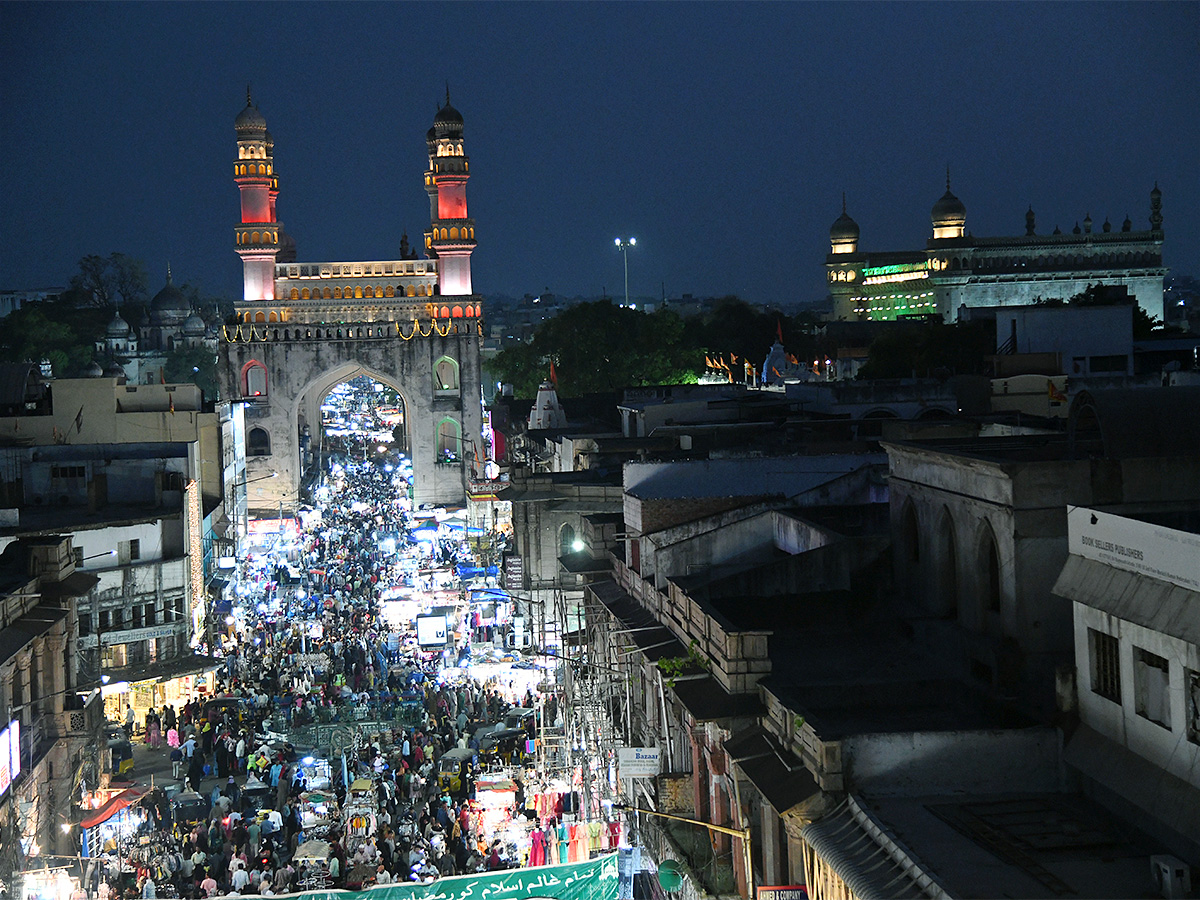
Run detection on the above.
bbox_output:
[614,237,636,307]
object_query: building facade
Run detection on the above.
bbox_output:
[826,182,1166,325]
[220,94,485,509]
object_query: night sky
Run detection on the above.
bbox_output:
[2,2,1197,309]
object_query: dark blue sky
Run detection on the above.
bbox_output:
[2,2,1196,308]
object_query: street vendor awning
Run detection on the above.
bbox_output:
[81,786,146,828]
[294,839,331,862]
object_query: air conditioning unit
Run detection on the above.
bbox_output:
[1151,855,1191,899]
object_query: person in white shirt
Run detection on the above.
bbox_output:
[230,865,249,892]
[374,866,392,885]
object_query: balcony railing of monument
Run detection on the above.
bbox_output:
[223,318,485,344]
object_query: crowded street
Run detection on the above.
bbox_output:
[80,378,621,900]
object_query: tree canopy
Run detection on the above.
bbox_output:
[486,297,829,399]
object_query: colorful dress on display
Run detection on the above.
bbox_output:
[528,829,547,867]
[557,822,570,864]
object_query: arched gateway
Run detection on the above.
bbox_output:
[220,92,482,511]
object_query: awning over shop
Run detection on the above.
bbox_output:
[81,786,146,829]
[1053,555,1200,643]
[800,799,932,899]
[105,653,221,686]
[0,604,69,668]
[724,725,819,816]
[672,674,764,724]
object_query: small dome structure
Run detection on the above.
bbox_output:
[235,94,267,136]
[931,170,966,238]
[433,89,464,138]
[150,269,192,326]
[183,313,206,337]
[106,314,131,338]
[85,361,104,378]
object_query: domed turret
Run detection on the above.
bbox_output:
[103,361,127,382]
[85,360,104,378]
[106,313,131,338]
[183,313,206,337]
[931,170,966,239]
[150,268,191,326]
[830,194,859,254]
[235,89,267,137]
[433,87,464,138]
[276,228,296,264]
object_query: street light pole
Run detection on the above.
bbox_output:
[614,237,636,307]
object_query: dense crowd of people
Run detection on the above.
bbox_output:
[94,451,555,900]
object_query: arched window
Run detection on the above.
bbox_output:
[354,286,363,299]
[439,306,450,318]
[465,306,475,317]
[247,427,271,456]
[436,418,460,460]
[254,312,266,323]
[452,306,463,318]
[323,288,332,299]
[450,227,459,240]
[268,311,278,322]
[290,288,300,300]
[434,356,459,391]
[935,508,958,620]
[981,524,1002,613]
[301,288,310,300]
[333,287,343,299]
[559,523,579,557]
[364,286,374,299]
[243,362,268,397]
[474,304,481,317]
[385,285,395,298]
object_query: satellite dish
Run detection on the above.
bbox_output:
[658,858,684,892]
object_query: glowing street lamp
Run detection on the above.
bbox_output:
[614,237,636,307]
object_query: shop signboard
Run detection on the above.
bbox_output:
[757,888,808,899]
[416,614,449,647]
[1069,505,1200,591]
[0,719,19,798]
[78,623,183,649]
[617,747,661,778]
[504,554,524,591]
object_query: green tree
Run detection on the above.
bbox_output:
[69,252,149,307]
[0,297,108,377]
[164,345,219,401]
[487,301,703,398]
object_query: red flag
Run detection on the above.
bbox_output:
[168,395,175,415]
[776,318,783,343]
[160,368,166,385]
[549,360,559,388]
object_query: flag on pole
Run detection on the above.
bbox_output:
[74,405,84,433]
[168,395,175,415]
[549,360,559,388]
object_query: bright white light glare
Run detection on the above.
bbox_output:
[572,539,584,552]
[296,587,306,599]
[302,756,315,765]
[225,615,235,625]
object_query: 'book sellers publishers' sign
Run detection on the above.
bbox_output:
[1069,506,1200,591]
[617,747,661,778]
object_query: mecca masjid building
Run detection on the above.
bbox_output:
[825,177,1166,325]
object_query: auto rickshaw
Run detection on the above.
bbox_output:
[437,747,475,794]
[171,790,212,831]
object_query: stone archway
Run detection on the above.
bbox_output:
[221,323,482,510]
[294,361,415,457]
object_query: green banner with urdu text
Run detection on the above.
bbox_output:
[283,854,618,900]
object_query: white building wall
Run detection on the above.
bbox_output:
[1074,603,1200,788]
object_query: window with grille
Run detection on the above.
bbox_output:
[1089,628,1121,703]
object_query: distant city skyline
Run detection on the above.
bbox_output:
[1,2,1196,309]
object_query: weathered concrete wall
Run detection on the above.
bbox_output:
[844,727,1062,795]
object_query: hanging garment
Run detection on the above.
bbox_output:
[528,829,546,867]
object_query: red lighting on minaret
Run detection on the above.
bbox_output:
[234,89,282,302]
[424,89,476,297]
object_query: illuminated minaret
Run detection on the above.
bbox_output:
[233,91,281,302]
[423,91,476,296]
